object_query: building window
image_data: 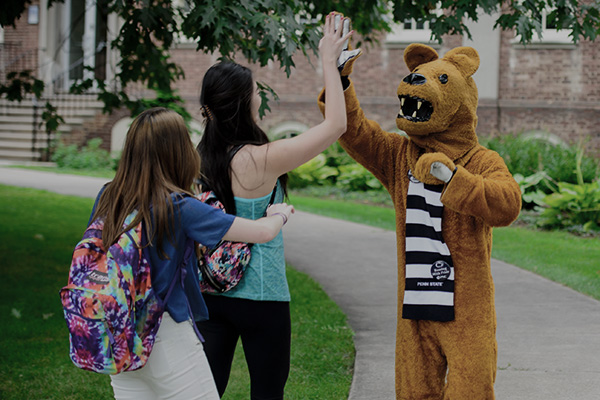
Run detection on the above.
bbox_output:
[385,5,442,46]
[513,7,572,45]
[385,18,435,45]
[537,9,571,43]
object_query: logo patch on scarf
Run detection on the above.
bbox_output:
[431,260,451,281]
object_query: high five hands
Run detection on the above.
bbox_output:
[320,13,361,76]
[320,13,355,69]
[330,13,362,76]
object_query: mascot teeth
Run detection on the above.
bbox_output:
[398,95,433,122]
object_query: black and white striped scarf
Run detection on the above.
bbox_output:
[403,171,455,322]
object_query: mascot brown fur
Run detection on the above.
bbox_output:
[319,42,522,399]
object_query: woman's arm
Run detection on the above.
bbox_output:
[222,202,295,243]
[232,14,352,192]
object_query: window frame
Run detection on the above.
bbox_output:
[385,10,441,47]
[512,7,573,46]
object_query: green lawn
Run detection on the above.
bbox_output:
[0,186,113,399]
[0,185,353,400]
[289,193,600,301]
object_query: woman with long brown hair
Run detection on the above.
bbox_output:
[195,14,351,399]
[89,107,294,399]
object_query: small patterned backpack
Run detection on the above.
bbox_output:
[196,190,252,293]
[60,211,186,374]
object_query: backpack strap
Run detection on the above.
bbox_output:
[141,226,204,341]
[268,181,278,206]
[261,180,279,217]
[177,239,205,341]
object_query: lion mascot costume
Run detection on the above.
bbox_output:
[318,27,522,399]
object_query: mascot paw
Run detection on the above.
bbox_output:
[339,49,362,76]
[431,162,453,183]
[333,13,362,76]
[414,153,456,185]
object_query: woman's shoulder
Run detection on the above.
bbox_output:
[231,143,268,164]
[230,144,279,197]
[170,192,194,203]
[171,193,207,214]
[173,193,235,228]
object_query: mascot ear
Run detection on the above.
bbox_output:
[404,44,438,72]
[444,46,480,78]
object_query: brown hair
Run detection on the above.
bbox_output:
[91,107,200,257]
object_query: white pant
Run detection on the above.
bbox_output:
[110,313,220,400]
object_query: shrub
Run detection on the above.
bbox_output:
[537,180,600,232]
[481,134,600,186]
[288,154,338,188]
[288,143,385,191]
[536,150,600,233]
[337,163,383,191]
[52,137,114,170]
[513,171,555,209]
[482,133,600,216]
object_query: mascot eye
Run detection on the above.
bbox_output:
[439,74,448,84]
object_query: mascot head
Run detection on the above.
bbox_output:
[396,44,480,160]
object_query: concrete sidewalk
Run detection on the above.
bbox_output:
[1,166,599,399]
[0,164,110,198]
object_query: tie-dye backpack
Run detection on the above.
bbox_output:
[60,211,184,374]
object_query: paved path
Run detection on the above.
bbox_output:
[0,164,110,197]
[1,166,599,399]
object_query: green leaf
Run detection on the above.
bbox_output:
[583,220,600,232]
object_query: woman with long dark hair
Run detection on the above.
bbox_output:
[89,107,294,399]
[195,14,352,399]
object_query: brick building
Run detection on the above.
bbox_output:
[1,1,598,161]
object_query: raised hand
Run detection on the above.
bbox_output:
[319,13,354,68]
[332,13,362,76]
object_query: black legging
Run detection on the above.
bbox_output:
[197,295,291,400]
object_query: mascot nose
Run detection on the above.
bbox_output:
[403,73,427,86]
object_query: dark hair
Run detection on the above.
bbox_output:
[197,62,287,214]
[92,107,200,257]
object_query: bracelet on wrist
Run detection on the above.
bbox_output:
[272,212,288,225]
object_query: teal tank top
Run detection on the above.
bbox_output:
[219,182,290,302]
